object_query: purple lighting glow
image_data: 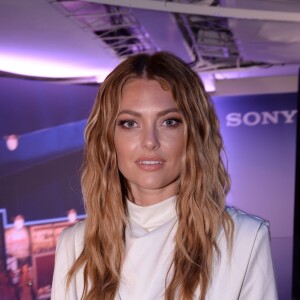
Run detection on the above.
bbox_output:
[0,53,113,81]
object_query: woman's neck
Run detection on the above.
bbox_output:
[130,191,176,206]
[129,182,179,206]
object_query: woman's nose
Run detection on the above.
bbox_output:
[142,126,160,150]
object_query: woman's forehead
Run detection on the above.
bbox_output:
[119,79,176,111]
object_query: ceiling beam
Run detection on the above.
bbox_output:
[84,0,300,23]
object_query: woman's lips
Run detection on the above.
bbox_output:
[135,158,165,171]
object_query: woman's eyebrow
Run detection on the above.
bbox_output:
[118,108,180,117]
[117,110,140,117]
[157,108,180,117]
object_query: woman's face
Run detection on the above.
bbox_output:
[114,78,185,206]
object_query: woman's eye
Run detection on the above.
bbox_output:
[118,120,137,129]
[162,118,181,127]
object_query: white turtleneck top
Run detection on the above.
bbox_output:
[118,196,177,299]
[51,197,278,300]
[126,196,177,231]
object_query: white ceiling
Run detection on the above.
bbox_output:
[0,0,300,93]
[0,0,120,80]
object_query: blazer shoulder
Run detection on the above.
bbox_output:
[224,207,277,299]
[225,206,271,256]
[210,211,277,299]
[226,206,269,233]
[60,220,85,239]
[58,220,85,258]
[52,221,86,300]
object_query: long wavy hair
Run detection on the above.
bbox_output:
[67,52,234,300]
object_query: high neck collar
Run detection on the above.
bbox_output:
[127,196,177,232]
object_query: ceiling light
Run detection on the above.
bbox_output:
[5,135,19,151]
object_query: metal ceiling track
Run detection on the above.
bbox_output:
[54,1,158,57]
[85,0,300,23]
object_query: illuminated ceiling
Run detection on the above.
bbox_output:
[1,0,300,90]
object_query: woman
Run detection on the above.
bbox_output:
[51,52,277,300]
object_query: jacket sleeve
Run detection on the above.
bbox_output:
[239,222,278,300]
[51,229,71,300]
[51,221,85,300]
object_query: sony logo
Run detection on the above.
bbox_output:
[226,110,297,127]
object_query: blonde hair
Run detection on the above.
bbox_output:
[67,52,234,300]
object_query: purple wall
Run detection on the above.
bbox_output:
[0,78,297,299]
[213,93,297,300]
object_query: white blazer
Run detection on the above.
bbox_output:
[51,208,278,300]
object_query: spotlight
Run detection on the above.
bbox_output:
[67,209,77,223]
[5,135,19,151]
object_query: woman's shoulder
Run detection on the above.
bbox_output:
[209,211,277,299]
[226,206,269,231]
[224,206,271,251]
[214,207,278,299]
[52,221,86,299]
[57,220,85,258]
[60,220,85,239]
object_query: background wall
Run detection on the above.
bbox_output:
[213,93,297,300]
[0,78,97,222]
[0,77,297,299]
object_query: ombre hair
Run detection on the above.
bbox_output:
[67,52,234,300]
